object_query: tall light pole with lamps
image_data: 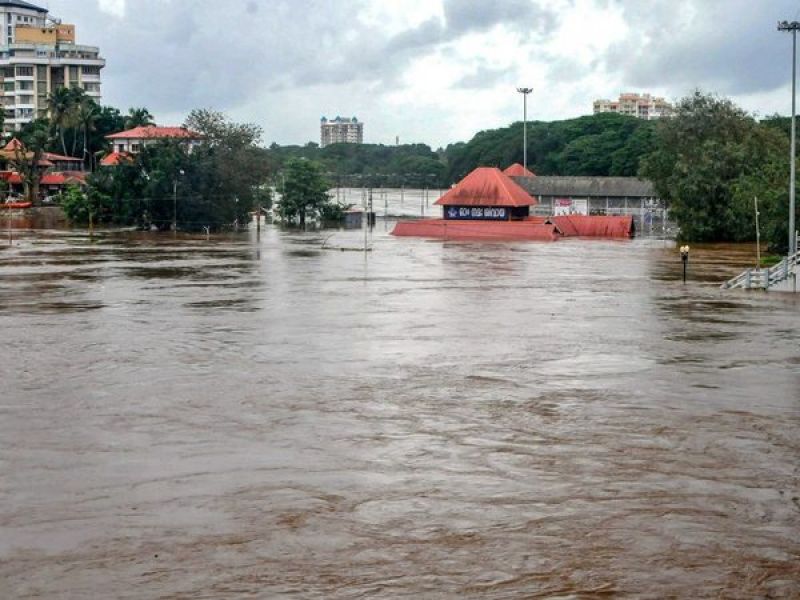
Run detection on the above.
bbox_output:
[516,87,533,172]
[778,20,798,256]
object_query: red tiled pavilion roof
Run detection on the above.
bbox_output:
[503,163,536,177]
[435,167,536,207]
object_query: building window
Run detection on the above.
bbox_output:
[131,144,141,152]
[16,66,33,77]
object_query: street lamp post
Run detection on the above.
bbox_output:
[173,169,185,236]
[516,87,533,172]
[680,245,690,283]
[778,20,799,256]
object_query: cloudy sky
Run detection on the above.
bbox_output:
[41,0,800,148]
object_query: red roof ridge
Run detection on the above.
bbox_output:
[503,163,536,177]
[106,125,203,140]
[435,167,536,207]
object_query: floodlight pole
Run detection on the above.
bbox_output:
[517,87,533,172]
[778,21,799,256]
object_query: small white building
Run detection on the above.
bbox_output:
[105,126,204,154]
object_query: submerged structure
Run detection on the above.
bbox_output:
[391,166,634,241]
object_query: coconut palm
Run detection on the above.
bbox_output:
[47,86,75,156]
[75,97,100,170]
[65,87,90,157]
[124,107,155,130]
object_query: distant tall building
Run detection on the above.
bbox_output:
[320,116,363,148]
[0,0,105,133]
[593,93,673,120]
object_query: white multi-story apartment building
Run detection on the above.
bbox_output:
[320,116,363,147]
[0,0,105,133]
[593,93,673,120]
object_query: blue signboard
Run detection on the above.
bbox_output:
[444,206,508,220]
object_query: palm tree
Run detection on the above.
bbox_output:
[67,87,89,157]
[75,97,99,170]
[47,87,74,156]
[124,107,155,130]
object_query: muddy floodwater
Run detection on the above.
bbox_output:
[1,226,798,599]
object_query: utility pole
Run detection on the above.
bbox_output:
[516,87,533,172]
[778,21,798,256]
[173,169,184,237]
[754,196,761,267]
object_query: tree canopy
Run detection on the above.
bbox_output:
[442,112,657,182]
[641,91,796,251]
[275,158,335,227]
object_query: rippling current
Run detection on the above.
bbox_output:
[1,226,798,598]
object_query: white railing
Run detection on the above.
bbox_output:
[722,245,799,290]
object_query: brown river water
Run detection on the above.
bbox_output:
[1,226,798,599]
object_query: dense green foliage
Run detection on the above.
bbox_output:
[642,92,796,251]
[267,142,446,188]
[275,158,343,226]
[263,114,657,188]
[9,118,54,202]
[443,112,657,182]
[64,111,272,231]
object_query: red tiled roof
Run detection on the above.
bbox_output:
[435,167,536,207]
[100,151,134,166]
[3,138,23,151]
[503,163,536,178]
[549,215,634,238]
[106,126,203,140]
[5,171,86,185]
[392,219,559,240]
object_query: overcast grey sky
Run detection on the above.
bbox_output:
[42,0,800,147]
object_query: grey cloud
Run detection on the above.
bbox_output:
[444,0,557,36]
[44,0,561,121]
[455,65,511,89]
[602,0,799,97]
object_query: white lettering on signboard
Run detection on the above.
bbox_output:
[451,206,508,219]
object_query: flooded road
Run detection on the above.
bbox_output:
[1,227,798,598]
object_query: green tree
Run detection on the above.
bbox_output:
[83,110,273,231]
[277,159,331,227]
[641,91,795,250]
[75,96,100,168]
[441,112,654,182]
[47,87,77,156]
[124,107,155,129]
[8,119,54,203]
